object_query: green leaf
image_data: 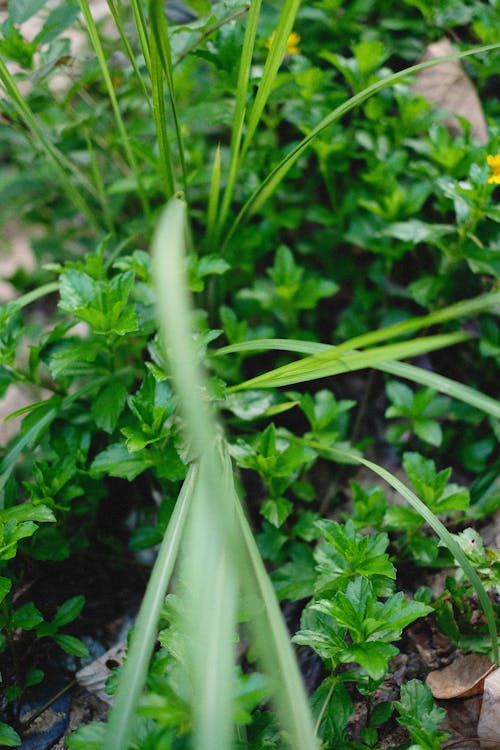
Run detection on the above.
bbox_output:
[0,576,12,605]
[271,545,316,601]
[381,219,455,244]
[91,383,128,433]
[52,595,85,628]
[90,443,156,481]
[396,680,448,749]
[314,520,395,595]
[310,678,353,744]
[66,722,107,749]
[11,602,44,630]
[403,453,469,512]
[0,721,21,747]
[413,418,442,447]
[261,496,293,527]
[8,0,48,24]
[34,2,80,45]
[342,641,398,681]
[53,634,89,657]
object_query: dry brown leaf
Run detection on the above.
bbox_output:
[412,38,488,144]
[75,641,127,705]
[478,668,500,742]
[426,653,495,699]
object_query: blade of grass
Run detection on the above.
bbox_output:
[0,58,99,228]
[78,0,152,221]
[215,0,262,240]
[150,31,177,199]
[152,198,237,750]
[105,0,152,107]
[206,144,221,246]
[221,286,500,374]
[151,197,318,750]
[232,481,319,750]
[222,42,500,251]
[149,0,188,196]
[103,463,198,750]
[128,0,152,74]
[83,128,115,236]
[240,0,301,160]
[216,339,500,418]
[230,332,469,391]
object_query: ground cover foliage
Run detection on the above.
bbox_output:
[0,0,499,747]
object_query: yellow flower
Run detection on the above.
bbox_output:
[266,30,301,55]
[486,154,500,184]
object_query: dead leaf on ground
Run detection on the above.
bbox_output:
[478,668,500,743]
[75,640,127,705]
[426,653,495,699]
[412,38,488,144]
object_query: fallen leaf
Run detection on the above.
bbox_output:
[75,641,127,705]
[412,38,488,144]
[426,653,495,699]
[478,668,500,742]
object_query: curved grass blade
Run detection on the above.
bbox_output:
[103,464,198,750]
[78,0,151,221]
[232,482,319,750]
[240,0,301,161]
[151,197,318,750]
[230,332,468,391]
[105,0,152,107]
[216,338,500,418]
[216,0,263,240]
[222,42,500,251]
[150,0,187,195]
[152,198,237,750]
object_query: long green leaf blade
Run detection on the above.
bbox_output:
[230,332,468,390]
[103,464,198,750]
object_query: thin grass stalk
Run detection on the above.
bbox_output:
[0,58,99,228]
[182,448,238,750]
[150,32,177,199]
[215,0,263,241]
[128,0,152,74]
[105,0,152,107]
[103,464,198,750]
[233,487,319,750]
[221,42,500,252]
[229,332,469,390]
[84,129,115,235]
[149,0,188,196]
[239,0,301,161]
[206,144,221,246]
[78,0,152,222]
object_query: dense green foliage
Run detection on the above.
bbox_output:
[0,0,499,747]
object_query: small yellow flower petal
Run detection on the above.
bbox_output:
[286,31,301,55]
[486,154,500,184]
[265,30,300,55]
